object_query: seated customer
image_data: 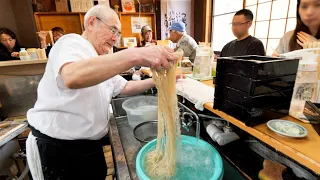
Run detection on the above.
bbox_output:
[37,27,66,56]
[140,25,156,47]
[167,22,198,62]
[273,0,319,56]
[0,28,23,61]
[220,9,265,57]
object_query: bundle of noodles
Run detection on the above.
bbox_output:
[145,49,184,178]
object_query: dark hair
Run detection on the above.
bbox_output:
[0,28,20,51]
[289,0,320,51]
[235,9,254,21]
[51,27,66,35]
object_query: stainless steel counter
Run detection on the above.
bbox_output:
[109,116,140,180]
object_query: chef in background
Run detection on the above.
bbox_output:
[26,5,178,180]
[167,22,198,62]
[273,0,320,56]
[220,9,265,57]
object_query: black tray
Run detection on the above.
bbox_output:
[214,98,290,126]
[222,73,296,96]
[216,55,299,80]
[221,87,293,108]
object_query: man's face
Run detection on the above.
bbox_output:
[89,14,121,55]
[231,15,251,39]
[169,30,179,43]
[143,31,152,42]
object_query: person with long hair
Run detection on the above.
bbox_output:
[274,0,320,56]
[0,28,23,61]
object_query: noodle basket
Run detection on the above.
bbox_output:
[133,121,158,147]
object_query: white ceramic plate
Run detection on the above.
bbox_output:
[267,120,308,138]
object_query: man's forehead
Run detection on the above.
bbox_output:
[108,15,121,30]
[233,15,246,22]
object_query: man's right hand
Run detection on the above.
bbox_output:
[138,46,179,71]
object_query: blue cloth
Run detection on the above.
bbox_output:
[169,22,186,32]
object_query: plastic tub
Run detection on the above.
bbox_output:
[122,96,158,128]
[136,135,224,180]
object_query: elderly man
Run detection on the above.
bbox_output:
[167,22,198,62]
[26,5,178,180]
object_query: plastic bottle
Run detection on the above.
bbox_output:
[19,48,31,60]
[193,46,212,78]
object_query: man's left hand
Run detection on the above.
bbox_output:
[176,74,186,81]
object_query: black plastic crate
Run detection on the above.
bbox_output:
[223,73,296,96]
[223,87,293,108]
[216,55,300,80]
[214,99,290,126]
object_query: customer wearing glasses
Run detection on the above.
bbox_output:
[0,28,24,61]
[220,9,265,57]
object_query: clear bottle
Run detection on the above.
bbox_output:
[193,46,212,78]
[19,48,31,60]
[289,62,318,120]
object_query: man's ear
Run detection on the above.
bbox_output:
[87,16,97,32]
[248,21,253,28]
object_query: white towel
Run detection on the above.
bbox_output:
[26,132,44,180]
[176,78,215,111]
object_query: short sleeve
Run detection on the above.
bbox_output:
[50,35,92,80]
[247,40,265,56]
[111,75,128,97]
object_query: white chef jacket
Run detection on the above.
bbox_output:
[27,34,127,140]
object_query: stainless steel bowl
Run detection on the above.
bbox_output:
[133,120,157,146]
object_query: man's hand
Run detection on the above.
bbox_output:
[138,46,178,71]
[37,31,48,41]
[176,74,186,81]
[297,31,317,48]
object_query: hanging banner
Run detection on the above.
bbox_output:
[161,0,193,40]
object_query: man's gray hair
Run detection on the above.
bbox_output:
[172,30,186,36]
[84,5,117,30]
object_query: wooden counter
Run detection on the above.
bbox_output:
[0,59,47,77]
[201,80,320,175]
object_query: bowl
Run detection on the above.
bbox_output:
[136,135,224,180]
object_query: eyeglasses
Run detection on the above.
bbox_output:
[230,21,250,27]
[96,17,121,38]
[0,38,15,43]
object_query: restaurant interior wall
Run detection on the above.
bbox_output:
[0,0,20,43]
[0,0,39,48]
[211,0,297,55]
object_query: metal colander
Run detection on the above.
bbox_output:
[133,121,157,146]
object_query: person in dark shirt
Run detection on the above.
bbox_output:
[0,28,23,61]
[220,9,265,57]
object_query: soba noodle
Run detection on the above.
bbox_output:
[145,49,184,178]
